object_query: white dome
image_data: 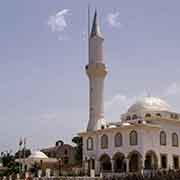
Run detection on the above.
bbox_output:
[29,151,48,159]
[127,97,171,113]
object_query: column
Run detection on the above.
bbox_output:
[168,155,173,169]
[158,157,161,169]
[126,159,129,173]
[95,160,100,175]
[140,157,144,174]
[111,159,114,173]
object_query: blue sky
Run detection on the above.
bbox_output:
[0,0,180,152]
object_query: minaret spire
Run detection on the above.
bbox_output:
[86,9,107,131]
[90,9,103,38]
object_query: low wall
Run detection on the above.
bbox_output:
[34,177,102,180]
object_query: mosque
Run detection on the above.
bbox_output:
[79,10,180,175]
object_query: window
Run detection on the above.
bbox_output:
[115,133,122,147]
[130,130,138,145]
[145,113,151,118]
[101,134,108,149]
[161,154,167,169]
[64,149,68,155]
[126,116,131,120]
[172,133,178,147]
[173,156,179,169]
[160,131,166,146]
[87,137,93,151]
[132,114,138,120]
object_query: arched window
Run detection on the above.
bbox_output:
[115,133,123,147]
[126,116,131,120]
[171,113,178,119]
[156,113,161,117]
[172,133,178,147]
[101,134,108,149]
[160,131,166,145]
[87,137,93,150]
[130,130,138,145]
[132,114,138,120]
[145,113,151,118]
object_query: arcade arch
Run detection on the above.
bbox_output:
[112,152,126,172]
[99,154,111,172]
[144,150,158,170]
[127,151,142,172]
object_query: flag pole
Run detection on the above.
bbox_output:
[22,138,26,173]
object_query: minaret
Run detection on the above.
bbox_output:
[86,10,108,131]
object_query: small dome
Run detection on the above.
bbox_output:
[29,151,48,159]
[127,97,171,113]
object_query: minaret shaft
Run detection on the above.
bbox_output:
[86,10,107,131]
[89,37,103,64]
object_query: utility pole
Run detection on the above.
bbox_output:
[19,137,23,174]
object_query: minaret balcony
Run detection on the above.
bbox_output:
[85,63,108,77]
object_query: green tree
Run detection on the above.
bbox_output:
[72,136,82,165]
[1,151,14,167]
[14,148,31,159]
[0,151,19,176]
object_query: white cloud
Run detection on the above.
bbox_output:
[107,12,121,28]
[163,82,180,97]
[47,9,70,35]
[105,92,146,122]
[105,94,129,111]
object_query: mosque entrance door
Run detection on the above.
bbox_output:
[113,153,126,172]
[128,151,142,172]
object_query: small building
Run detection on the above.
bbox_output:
[41,140,76,166]
[16,151,58,176]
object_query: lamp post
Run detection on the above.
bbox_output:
[58,158,62,176]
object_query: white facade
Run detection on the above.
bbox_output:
[80,10,180,175]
